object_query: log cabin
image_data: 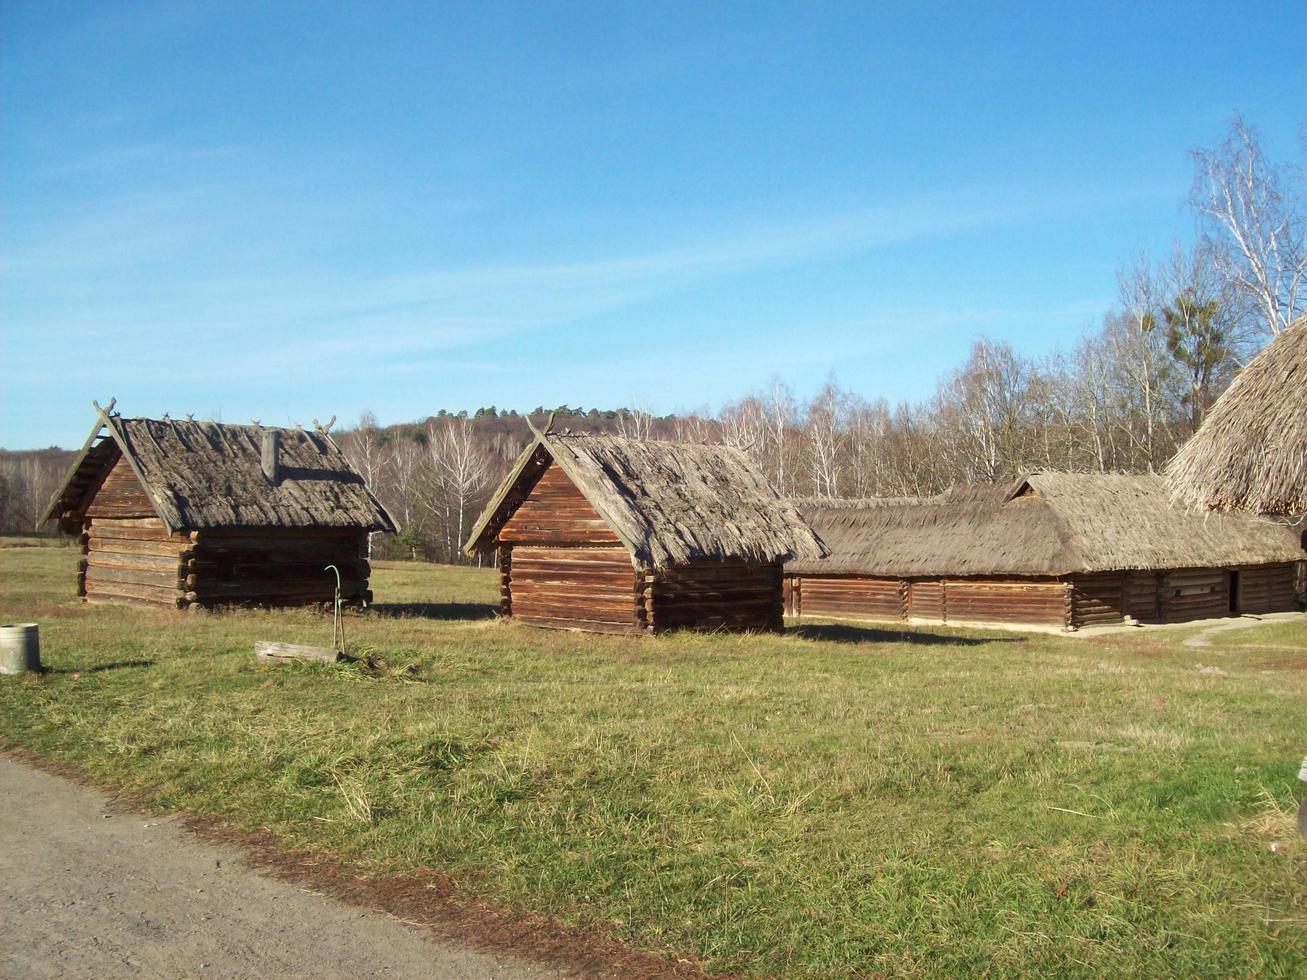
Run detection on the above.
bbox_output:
[43,406,396,610]
[464,426,827,634]
[786,472,1304,631]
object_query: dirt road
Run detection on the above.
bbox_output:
[0,755,557,979]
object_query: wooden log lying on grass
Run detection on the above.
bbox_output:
[254,641,340,665]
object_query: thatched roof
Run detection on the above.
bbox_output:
[789,472,1303,577]
[1167,318,1307,515]
[465,431,827,568]
[44,411,396,534]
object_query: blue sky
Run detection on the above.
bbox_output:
[3,1,1304,449]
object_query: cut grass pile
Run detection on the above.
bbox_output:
[2,544,1305,976]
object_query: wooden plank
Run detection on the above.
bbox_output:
[89,536,190,557]
[86,521,177,542]
[514,614,639,635]
[84,455,157,518]
[86,594,181,610]
[87,552,185,572]
[92,516,166,529]
[499,463,623,546]
[86,565,182,589]
[85,580,183,604]
[255,641,340,665]
[195,579,354,599]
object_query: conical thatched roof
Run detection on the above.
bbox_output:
[789,472,1303,577]
[44,412,397,534]
[465,432,828,569]
[1167,318,1307,515]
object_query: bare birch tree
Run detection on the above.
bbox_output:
[1191,115,1306,337]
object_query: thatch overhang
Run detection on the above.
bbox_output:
[43,410,397,535]
[465,432,828,569]
[1167,318,1307,515]
[790,472,1304,578]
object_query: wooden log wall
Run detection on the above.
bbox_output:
[1124,571,1161,623]
[84,454,155,519]
[1069,573,1127,628]
[499,463,623,546]
[907,580,944,622]
[190,528,371,608]
[77,454,374,611]
[495,460,640,633]
[1159,567,1228,623]
[498,545,512,616]
[82,517,190,608]
[790,564,1299,632]
[509,545,639,633]
[1235,562,1298,614]
[794,576,907,623]
[944,579,1068,627]
[646,560,783,633]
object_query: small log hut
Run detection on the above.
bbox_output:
[464,424,827,634]
[43,405,396,610]
[786,472,1304,630]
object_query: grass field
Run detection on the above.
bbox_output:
[2,541,1305,976]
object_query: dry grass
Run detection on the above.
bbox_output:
[2,545,1305,976]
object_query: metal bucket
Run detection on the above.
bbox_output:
[0,623,41,674]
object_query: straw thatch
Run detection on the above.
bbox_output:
[790,472,1303,577]
[44,413,396,534]
[1167,318,1307,515]
[466,432,828,568]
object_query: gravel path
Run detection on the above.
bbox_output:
[1180,615,1289,648]
[0,755,555,979]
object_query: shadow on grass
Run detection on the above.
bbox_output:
[369,602,498,622]
[41,659,157,675]
[792,623,1025,647]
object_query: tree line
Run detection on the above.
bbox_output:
[2,116,1302,559]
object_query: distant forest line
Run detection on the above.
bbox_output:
[3,115,1302,563]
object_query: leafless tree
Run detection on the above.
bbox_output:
[615,404,655,440]
[340,410,388,491]
[424,417,493,562]
[387,434,427,559]
[1191,115,1306,337]
[805,379,846,498]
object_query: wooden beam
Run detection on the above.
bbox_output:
[254,641,340,665]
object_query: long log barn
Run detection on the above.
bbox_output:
[786,472,1304,631]
[43,404,396,610]
[464,423,827,634]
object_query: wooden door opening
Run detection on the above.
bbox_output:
[1228,570,1239,614]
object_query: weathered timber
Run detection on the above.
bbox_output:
[1235,563,1298,613]
[86,522,183,542]
[87,593,183,610]
[471,447,803,635]
[91,516,166,529]
[46,411,394,613]
[499,465,624,546]
[85,565,183,589]
[84,454,157,518]
[87,552,188,572]
[514,614,641,635]
[255,641,340,665]
[85,580,185,605]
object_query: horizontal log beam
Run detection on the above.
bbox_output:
[255,641,341,665]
